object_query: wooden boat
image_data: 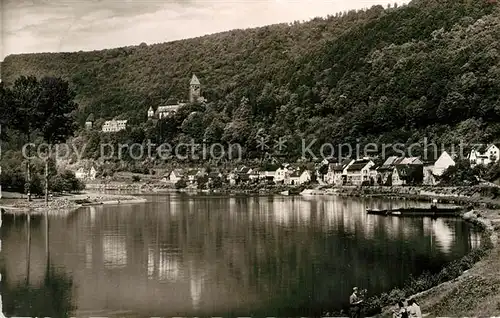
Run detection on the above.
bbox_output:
[367,207,462,217]
[366,209,390,216]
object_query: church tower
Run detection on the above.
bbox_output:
[189,74,201,103]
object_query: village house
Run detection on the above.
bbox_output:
[345,159,376,186]
[259,166,278,181]
[227,172,238,185]
[75,166,97,180]
[168,169,184,183]
[469,144,500,167]
[432,151,456,176]
[377,156,423,185]
[186,169,201,184]
[391,164,424,186]
[423,151,456,185]
[283,168,312,186]
[325,159,354,186]
[102,119,128,133]
[249,169,260,181]
[314,158,335,182]
[274,165,292,184]
[208,171,223,182]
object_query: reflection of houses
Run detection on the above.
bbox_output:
[469,144,500,167]
[148,247,181,282]
[431,219,453,253]
[190,265,204,311]
[102,234,127,269]
[102,119,127,132]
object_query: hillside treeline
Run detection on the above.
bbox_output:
[1,0,499,160]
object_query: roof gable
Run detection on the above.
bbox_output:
[190,74,200,85]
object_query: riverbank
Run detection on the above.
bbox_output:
[0,191,146,215]
[394,209,500,318]
[333,185,500,209]
[346,186,500,317]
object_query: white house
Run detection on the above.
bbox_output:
[75,167,97,180]
[259,167,278,181]
[432,151,456,176]
[147,107,155,118]
[377,156,423,185]
[186,169,200,183]
[274,166,291,183]
[285,169,311,185]
[469,144,500,167]
[345,159,376,186]
[227,172,238,185]
[325,159,354,186]
[423,162,436,186]
[299,170,312,185]
[102,119,127,132]
[169,169,184,183]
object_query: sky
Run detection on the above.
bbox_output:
[1,0,411,60]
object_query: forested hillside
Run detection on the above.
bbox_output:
[2,0,500,159]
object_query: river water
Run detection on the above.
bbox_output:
[0,194,482,317]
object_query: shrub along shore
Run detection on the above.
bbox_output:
[322,186,500,317]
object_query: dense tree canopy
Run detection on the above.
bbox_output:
[1,0,499,161]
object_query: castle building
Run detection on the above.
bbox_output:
[148,74,206,120]
[189,74,201,103]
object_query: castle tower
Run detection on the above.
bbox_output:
[147,106,155,118]
[189,74,201,103]
[85,113,94,130]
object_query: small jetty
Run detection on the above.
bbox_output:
[366,206,463,217]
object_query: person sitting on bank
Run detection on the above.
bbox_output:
[349,287,363,318]
[407,299,422,317]
[392,301,409,318]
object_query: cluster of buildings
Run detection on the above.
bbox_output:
[322,152,456,186]
[163,165,314,187]
[159,150,457,188]
[84,74,206,133]
[71,144,500,187]
[320,144,500,187]
[469,144,500,167]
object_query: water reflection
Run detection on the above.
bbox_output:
[1,212,75,318]
[0,195,482,317]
